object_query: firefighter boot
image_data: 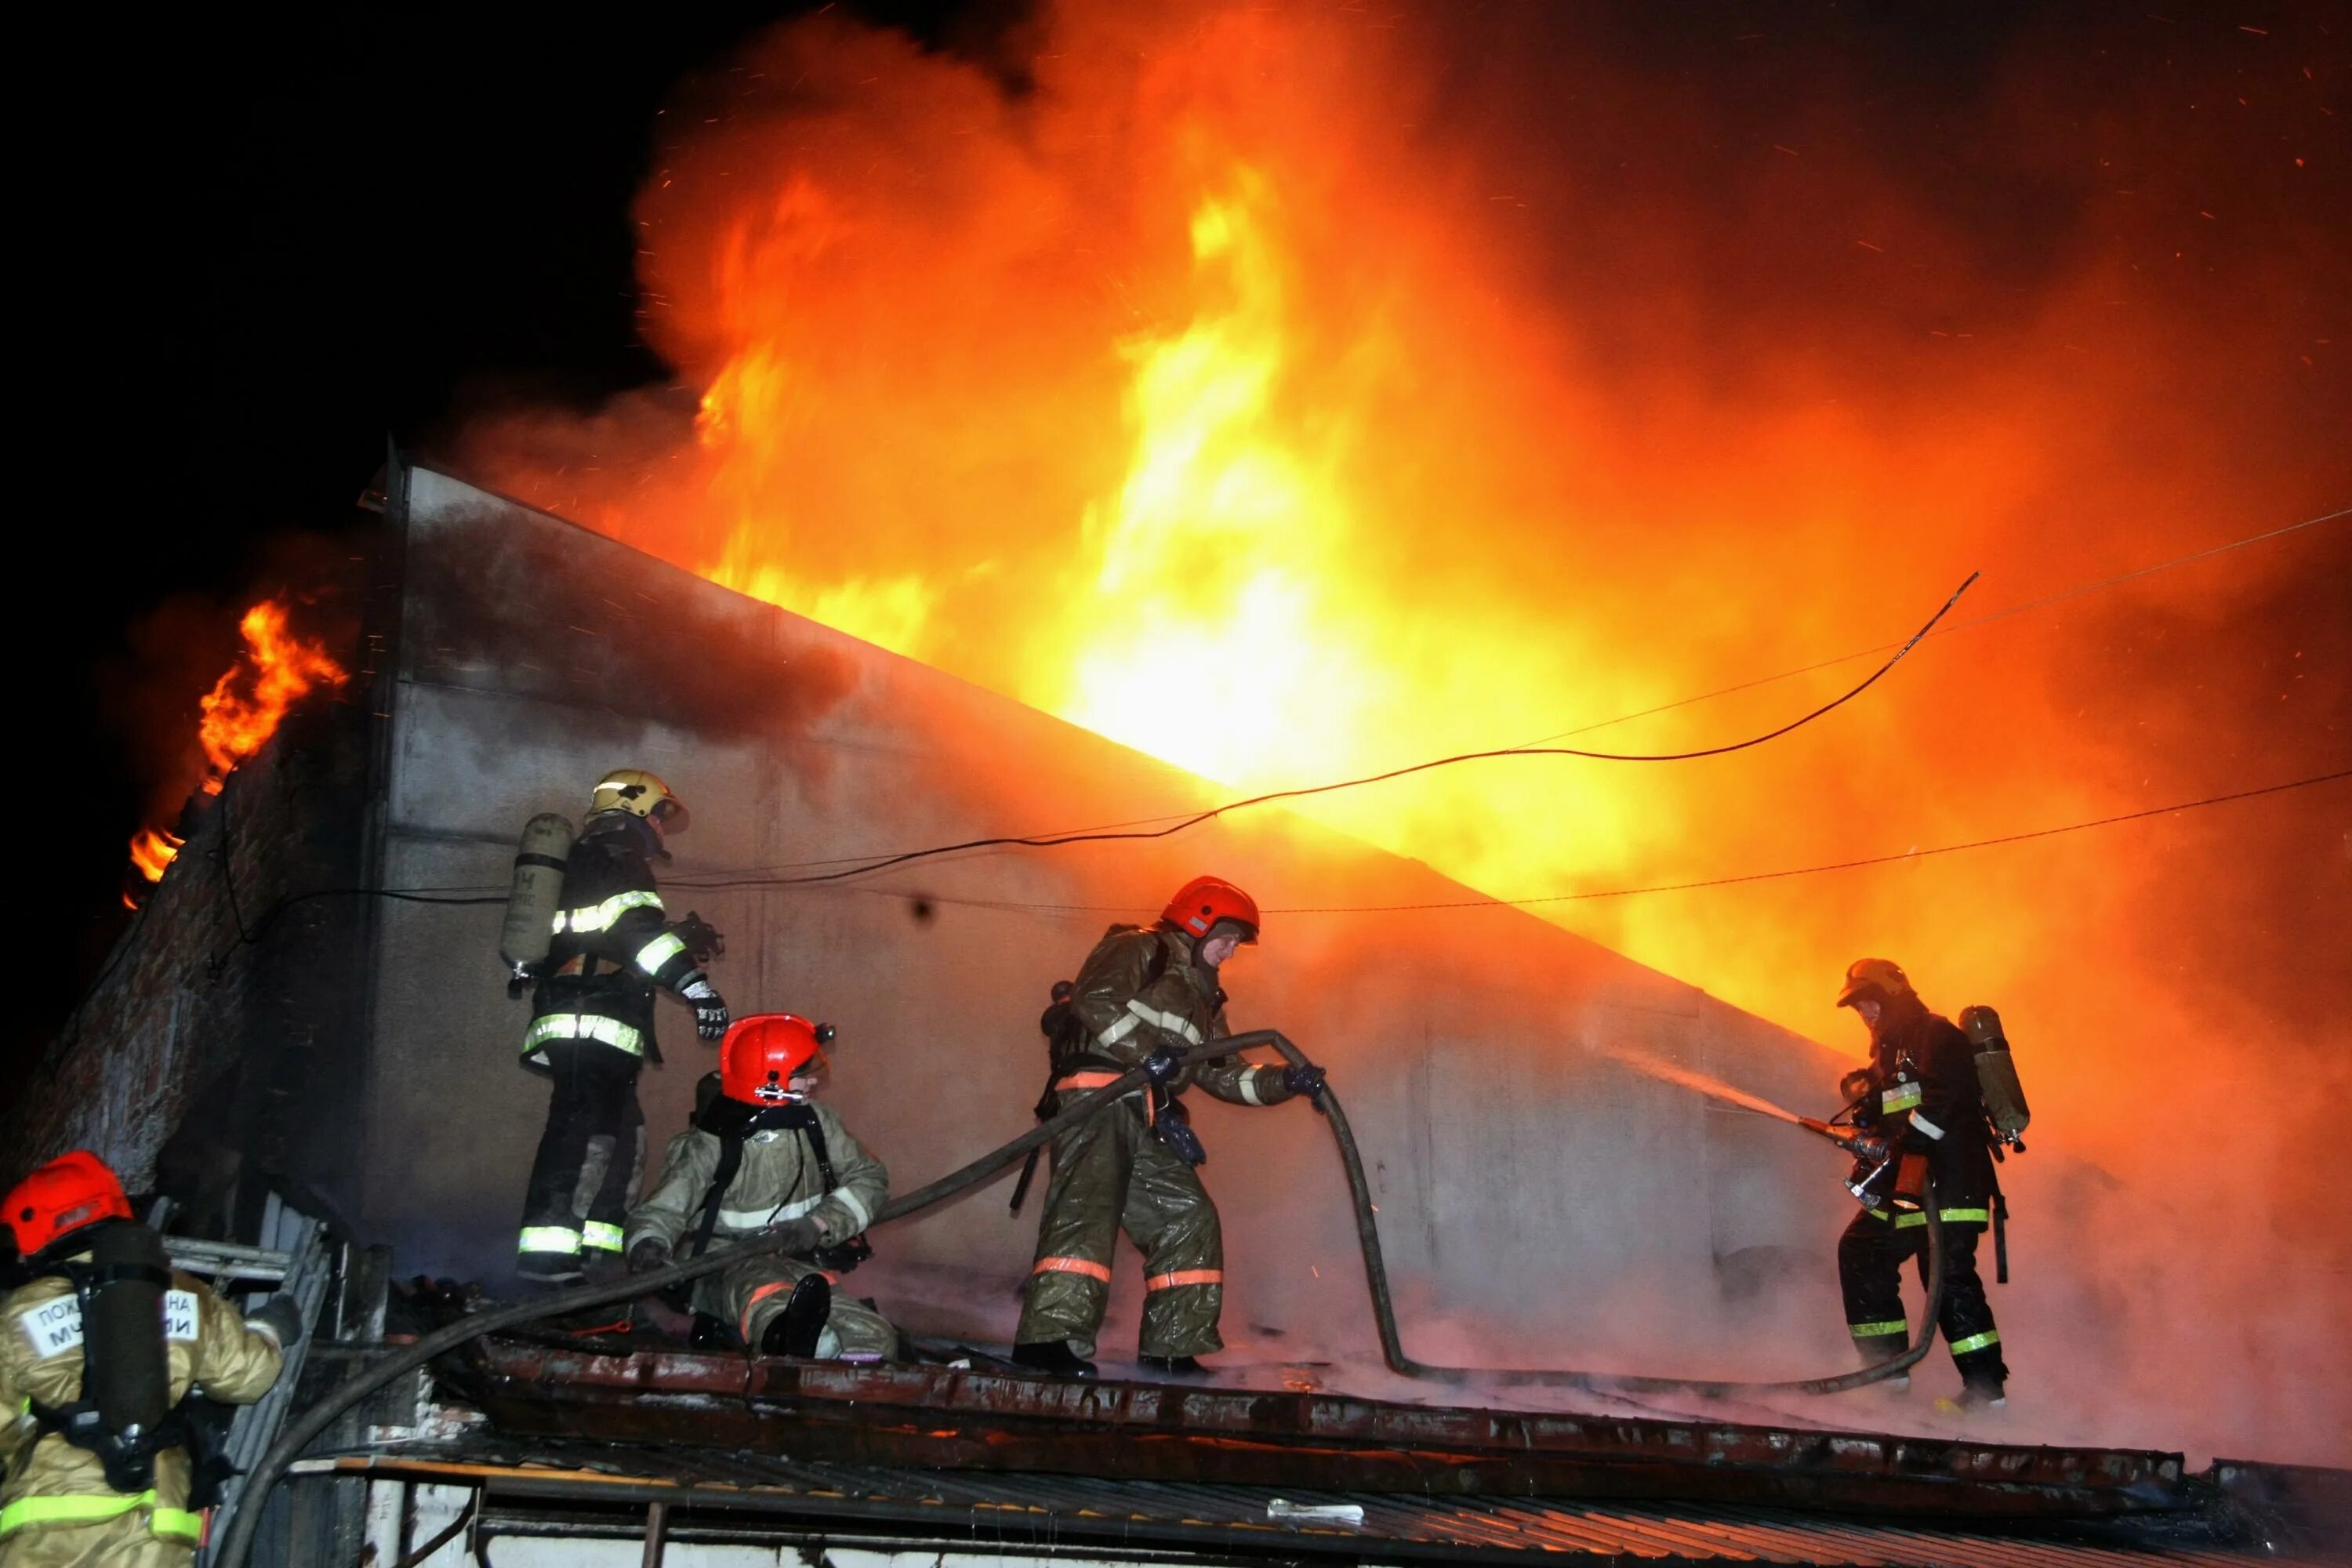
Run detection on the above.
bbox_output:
[1138,1354,1208,1378]
[1012,1340,1099,1378]
[759,1275,833,1358]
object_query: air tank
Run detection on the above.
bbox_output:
[85,1221,172,1490]
[500,812,576,973]
[1958,1004,2031,1142]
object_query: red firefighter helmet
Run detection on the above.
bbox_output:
[5,1150,133,1258]
[1160,876,1261,943]
[720,1013,832,1105]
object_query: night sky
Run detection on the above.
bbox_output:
[31,2,2346,1064]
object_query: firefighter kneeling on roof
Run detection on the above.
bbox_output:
[1831,958,2013,1410]
[1,1152,299,1566]
[1011,877,1324,1379]
[624,1014,898,1360]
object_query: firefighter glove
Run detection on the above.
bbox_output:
[245,1295,305,1350]
[681,976,731,1040]
[628,1237,671,1275]
[1156,1114,1208,1167]
[1142,1044,1184,1084]
[1282,1063,1327,1104]
[1846,1132,1890,1166]
[767,1217,826,1256]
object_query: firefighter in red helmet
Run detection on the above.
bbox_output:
[1011,877,1323,1378]
[1,1152,299,1566]
[623,1014,898,1359]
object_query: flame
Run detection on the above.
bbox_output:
[199,601,349,780]
[464,2,2347,1222]
[129,826,184,884]
[124,599,348,895]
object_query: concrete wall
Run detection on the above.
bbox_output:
[363,464,1853,1370]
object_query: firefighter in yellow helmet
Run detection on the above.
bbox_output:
[1830,958,2009,1409]
[1010,877,1323,1379]
[1,1152,297,1566]
[516,769,731,1286]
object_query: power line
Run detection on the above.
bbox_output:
[908,769,2350,918]
[665,502,2346,889]
[665,571,1978,891]
[1515,503,2349,749]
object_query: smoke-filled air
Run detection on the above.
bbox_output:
[456,2,2350,1461]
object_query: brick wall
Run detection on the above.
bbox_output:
[6,638,376,1225]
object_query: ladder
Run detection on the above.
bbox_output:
[158,1194,333,1568]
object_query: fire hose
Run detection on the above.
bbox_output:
[215,1030,1940,1566]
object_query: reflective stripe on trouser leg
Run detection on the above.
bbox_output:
[523,1041,641,1277]
[717,1256,897,1359]
[1126,1132,1225,1359]
[581,1221,625,1253]
[1837,1207,1913,1362]
[1924,1222,2005,1381]
[1014,1089,1144,1359]
[519,1225,582,1256]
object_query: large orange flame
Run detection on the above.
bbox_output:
[467,3,2347,1236]
[198,601,349,786]
[123,599,347,895]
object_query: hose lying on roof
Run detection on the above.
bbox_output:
[215,1030,1940,1566]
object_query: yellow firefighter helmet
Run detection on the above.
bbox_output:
[1835,956,1915,1008]
[588,768,690,834]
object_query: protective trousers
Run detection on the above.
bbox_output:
[1016,1092,1223,1360]
[517,1040,645,1281]
[695,1256,898,1360]
[0,1509,190,1567]
[1838,1210,2006,1390]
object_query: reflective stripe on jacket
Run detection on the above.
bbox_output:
[0,1260,282,1544]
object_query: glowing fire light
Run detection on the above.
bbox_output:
[123,599,347,895]
[128,826,185,884]
[198,601,348,784]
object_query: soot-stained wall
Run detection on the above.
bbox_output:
[363,463,1853,1369]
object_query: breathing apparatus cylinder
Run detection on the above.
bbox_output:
[85,1222,173,1484]
[1959,1004,2031,1143]
[500,813,576,975]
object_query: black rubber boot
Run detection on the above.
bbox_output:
[1011,1340,1098,1378]
[758,1275,833,1359]
[1138,1354,1207,1377]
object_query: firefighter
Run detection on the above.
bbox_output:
[0,1152,299,1566]
[1831,958,2009,1409]
[516,769,731,1285]
[623,1014,898,1359]
[1011,877,1324,1378]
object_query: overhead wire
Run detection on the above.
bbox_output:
[661,569,1980,892]
[147,501,2351,960]
[835,768,2352,918]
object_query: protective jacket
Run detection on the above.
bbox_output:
[0,1256,283,1562]
[1017,925,1293,1362]
[626,1103,895,1356]
[1851,994,1996,1221]
[526,816,706,1067]
[1059,927,1292,1109]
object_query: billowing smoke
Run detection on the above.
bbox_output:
[451,2,2350,1462]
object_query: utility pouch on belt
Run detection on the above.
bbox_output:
[1893,1151,1929,1207]
[1154,1095,1207,1167]
[1960,1004,2031,1147]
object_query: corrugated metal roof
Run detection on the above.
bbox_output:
[308,1436,2325,1566]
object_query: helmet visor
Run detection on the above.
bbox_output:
[650,796,690,835]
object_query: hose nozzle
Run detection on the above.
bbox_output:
[1799,1116,1860,1150]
